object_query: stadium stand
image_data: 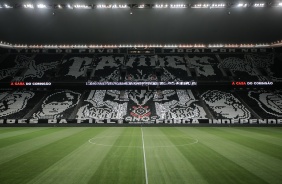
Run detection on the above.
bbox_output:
[76,89,207,122]
[217,53,273,81]
[92,55,124,82]
[200,89,254,119]
[125,55,157,82]
[59,54,94,81]
[76,90,127,119]
[30,90,81,119]
[187,54,227,81]
[0,54,33,82]
[269,53,282,82]
[22,54,62,82]
[158,55,191,81]
[0,90,45,119]
[0,48,281,124]
[236,89,282,118]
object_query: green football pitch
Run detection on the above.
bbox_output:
[0,127,281,184]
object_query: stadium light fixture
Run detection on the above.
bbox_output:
[112,4,128,8]
[208,44,224,48]
[0,41,281,49]
[24,4,34,9]
[192,4,210,8]
[211,4,225,8]
[154,4,168,8]
[237,3,248,7]
[4,4,12,8]
[97,4,112,9]
[1,2,282,10]
[74,4,91,9]
[37,4,47,9]
[254,3,265,7]
[170,4,186,8]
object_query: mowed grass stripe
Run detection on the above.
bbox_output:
[178,128,282,184]
[249,127,282,139]
[161,128,267,184]
[0,128,84,165]
[223,127,282,146]
[0,127,107,184]
[27,127,124,184]
[0,127,48,139]
[0,127,29,134]
[212,128,282,160]
[88,127,145,184]
[0,128,60,149]
[143,127,208,184]
[0,127,13,132]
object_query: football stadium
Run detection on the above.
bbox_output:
[0,0,282,183]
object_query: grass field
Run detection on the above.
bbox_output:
[0,127,281,184]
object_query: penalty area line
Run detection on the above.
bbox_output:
[141,126,148,184]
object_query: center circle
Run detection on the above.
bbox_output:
[88,135,198,148]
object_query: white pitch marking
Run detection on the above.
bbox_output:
[141,127,149,184]
[88,135,198,148]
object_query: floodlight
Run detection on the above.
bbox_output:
[37,4,47,9]
[74,4,89,9]
[4,4,12,8]
[24,4,34,9]
[254,3,265,7]
[170,4,186,8]
[97,4,112,8]
[237,3,248,7]
[154,4,168,8]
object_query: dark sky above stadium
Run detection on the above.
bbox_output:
[0,0,281,45]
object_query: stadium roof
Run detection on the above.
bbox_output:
[0,0,281,45]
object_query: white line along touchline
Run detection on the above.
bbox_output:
[141,127,149,184]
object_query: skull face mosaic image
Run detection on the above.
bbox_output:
[127,90,155,120]
[201,90,251,119]
[0,91,34,117]
[33,91,80,119]
[77,90,206,122]
[155,90,207,119]
[77,90,127,119]
[248,90,282,117]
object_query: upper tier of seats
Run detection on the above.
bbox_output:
[0,53,280,83]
